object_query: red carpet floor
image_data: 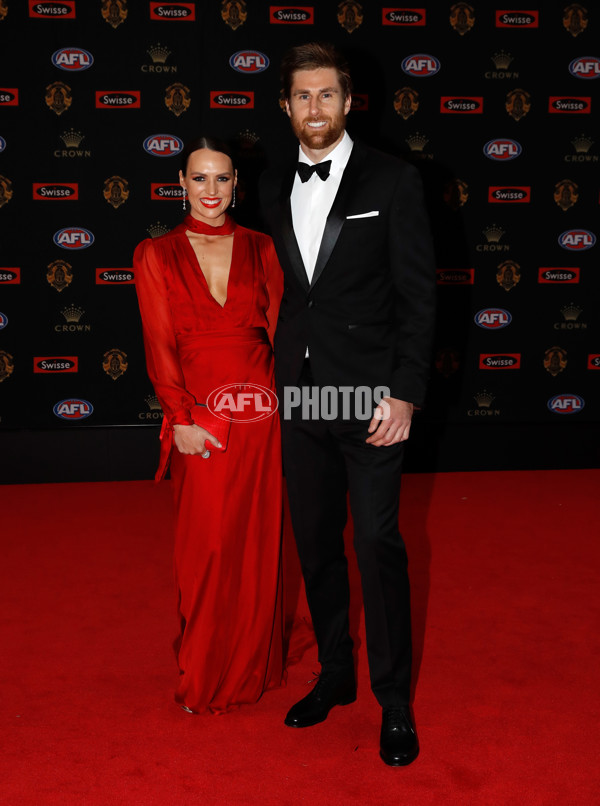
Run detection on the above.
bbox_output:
[1,469,599,805]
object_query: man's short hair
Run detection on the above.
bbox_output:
[280,42,353,101]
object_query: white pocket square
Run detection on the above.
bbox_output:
[346,210,379,219]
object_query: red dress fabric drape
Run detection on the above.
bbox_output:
[134,218,287,714]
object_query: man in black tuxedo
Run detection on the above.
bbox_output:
[259,42,436,766]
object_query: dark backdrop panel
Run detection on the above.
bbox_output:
[0,1,598,481]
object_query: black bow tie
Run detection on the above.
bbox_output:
[297,160,332,183]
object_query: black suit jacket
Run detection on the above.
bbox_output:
[259,140,436,408]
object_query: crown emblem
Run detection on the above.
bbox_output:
[561,303,582,322]
[60,129,84,148]
[145,394,162,411]
[146,222,171,239]
[483,224,505,243]
[491,50,514,69]
[406,133,429,152]
[571,134,593,154]
[147,43,170,64]
[61,305,84,323]
[473,390,495,408]
[238,129,260,149]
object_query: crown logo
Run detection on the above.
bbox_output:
[145,394,162,411]
[60,129,84,148]
[571,134,593,154]
[238,128,259,146]
[491,50,514,69]
[61,305,84,323]
[483,224,505,243]
[146,221,171,239]
[147,43,171,64]
[474,390,495,408]
[405,133,429,152]
[561,303,582,322]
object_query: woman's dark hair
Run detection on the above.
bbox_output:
[180,136,236,175]
[280,42,353,101]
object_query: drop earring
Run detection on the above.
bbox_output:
[182,187,187,211]
[231,186,236,209]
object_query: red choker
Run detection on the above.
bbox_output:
[183,214,236,236]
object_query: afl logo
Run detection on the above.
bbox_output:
[569,57,600,79]
[53,227,94,249]
[401,54,440,78]
[53,398,94,420]
[0,136,6,153]
[143,134,184,156]
[484,139,522,161]
[558,229,596,251]
[52,47,93,71]
[230,50,269,73]
[474,308,512,329]
[0,312,7,330]
[207,383,279,423]
[547,394,584,414]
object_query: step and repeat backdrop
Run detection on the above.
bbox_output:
[0,0,597,435]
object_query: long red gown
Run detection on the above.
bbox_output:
[134,216,286,714]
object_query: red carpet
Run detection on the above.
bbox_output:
[1,470,599,805]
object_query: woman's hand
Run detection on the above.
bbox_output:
[173,424,222,455]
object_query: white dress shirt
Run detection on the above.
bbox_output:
[291,130,354,284]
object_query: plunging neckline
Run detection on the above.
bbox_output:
[182,228,236,309]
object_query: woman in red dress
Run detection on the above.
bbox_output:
[134,137,285,714]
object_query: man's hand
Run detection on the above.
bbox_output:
[366,397,414,446]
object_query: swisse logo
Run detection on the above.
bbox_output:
[53,398,93,420]
[34,356,78,373]
[270,6,314,24]
[210,91,254,109]
[230,51,269,74]
[436,269,474,285]
[96,268,135,284]
[538,267,580,284]
[559,229,595,251]
[480,354,521,369]
[489,186,531,202]
[495,10,539,27]
[33,182,79,200]
[207,383,278,423]
[475,308,512,329]
[569,57,600,79]
[150,2,196,19]
[382,8,426,26]
[549,96,591,113]
[587,354,600,370]
[29,1,76,18]
[53,227,94,250]
[548,394,584,414]
[0,89,18,106]
[441,97,483,113]
[52,47,93,71]
[96,91,141,108]
[484,139,522,161]
[402,54,440,77]
[143,134,183,156]
[151,183,183,200]
[0,268,20,284]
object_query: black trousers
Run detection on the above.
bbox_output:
[280,360,412,708]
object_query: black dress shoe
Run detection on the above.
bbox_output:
[379,707,419,766]
[284,672,356,728]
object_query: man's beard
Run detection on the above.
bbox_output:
[292,114,345,152]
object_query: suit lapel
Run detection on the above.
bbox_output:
[277,167,310,292]
[310,142,366,290]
